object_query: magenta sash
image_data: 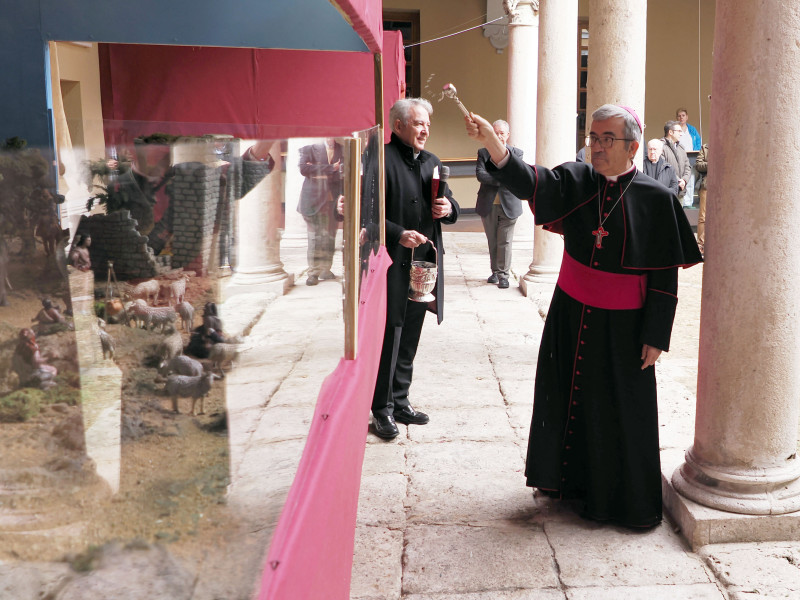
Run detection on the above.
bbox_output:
[557,251,646,310]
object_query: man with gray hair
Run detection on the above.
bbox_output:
[465,104,701,529]
[475,119,524,288]
[371,97,460,440]
[643,138,680,195]
[660,120,691,202]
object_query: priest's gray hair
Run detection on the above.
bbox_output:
[390,98,433,132]
[592,104,641,145]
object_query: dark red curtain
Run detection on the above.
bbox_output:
[99,44,377,140]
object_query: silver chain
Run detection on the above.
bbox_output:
[596,171,636,231]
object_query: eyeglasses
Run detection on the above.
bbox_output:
[672,129,682,133]
[585,134,635,149]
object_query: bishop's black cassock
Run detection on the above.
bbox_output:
[488,155,702,528]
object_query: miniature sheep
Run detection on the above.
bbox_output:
[148,309,178,333]
[97,319,115,360]
[175,301,195,333]
[208,342,242,374]
[156,331,184,363]
[158,354,203,378]
[168,275,190,306]
[127,303,177,332]
[126,279,160,305]
[164,371,216,415]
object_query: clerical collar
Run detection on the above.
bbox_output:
[606,163,636,182]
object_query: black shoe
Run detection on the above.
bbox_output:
[372,415,399,439]
[487,274,499,284]
[306,274,319,286]
[394,405,429,425]
[498,277,509,289]
[320,270,336,280]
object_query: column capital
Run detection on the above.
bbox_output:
[504,0,539,25]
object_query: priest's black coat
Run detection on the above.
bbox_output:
[488,155,701,527]
[383,133,459,327]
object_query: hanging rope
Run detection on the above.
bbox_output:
[404,15,506,49]
[697,0,703,141]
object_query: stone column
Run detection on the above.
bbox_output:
[524,0,576,286]
[671,2,800,516]
[505,0,538,255]
[226,140,291,297]
[585,0,647,168]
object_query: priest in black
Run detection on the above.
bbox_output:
[466,104,702,528]
[371,97,460,440]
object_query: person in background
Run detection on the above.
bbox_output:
[475,120,524,289]
[660,121,692,206]
[675,107,702,151]
[675,108,702,208]
[643,139,680,196]
[297,138,343,286]
[695,143,709,256]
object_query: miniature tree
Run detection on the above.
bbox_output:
[0,137,57,258]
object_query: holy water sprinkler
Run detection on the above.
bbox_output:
[442,83,470,117]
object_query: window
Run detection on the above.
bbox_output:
[383,10,420,99]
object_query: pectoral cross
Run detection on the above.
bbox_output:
[592,225,609,249]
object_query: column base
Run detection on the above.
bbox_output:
[522,264,560,284]
[229,264,288,286]
[225,271,294,299]
[672,446,800,516]
[662,451,800,550]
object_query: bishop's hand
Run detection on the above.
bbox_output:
[465,113,509,165]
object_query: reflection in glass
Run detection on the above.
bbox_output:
[0,123,381,594]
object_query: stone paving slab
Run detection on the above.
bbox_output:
[356,473,407,528]
[404,591,566,600]
[250,405,314,442]
[407,406,517,443]
[403,523,559,595]
[499,378,537,407]
[350,526,404,600]
[565,583,725,599]
[404,378,505,409]
[406,441,525,474]
[407,470,537,525]
[361,442,407,476]
[545,519,713,587]
[699,542,800,599]
[506,402,533,433]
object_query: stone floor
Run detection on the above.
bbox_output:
[349,232,800,600]
[3,229,800,599]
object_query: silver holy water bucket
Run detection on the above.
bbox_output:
[408,242,438,303]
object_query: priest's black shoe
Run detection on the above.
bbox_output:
[372,415,399,439]
[498,277,509,289]
[394,405,429,425]
[487,273,499,284]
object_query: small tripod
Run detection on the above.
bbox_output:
[104,261,128,324]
